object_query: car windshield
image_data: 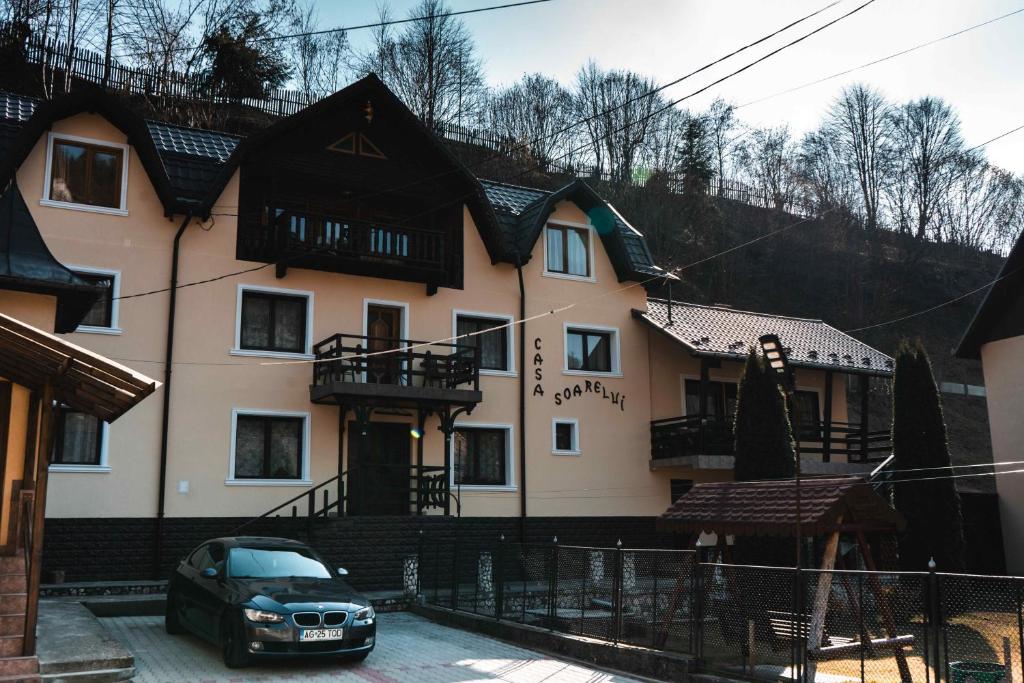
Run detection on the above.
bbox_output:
[227,547,332,579]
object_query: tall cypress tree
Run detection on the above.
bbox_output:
[891,340,966,571]
[733,349,796,482]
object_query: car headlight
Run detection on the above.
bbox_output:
[243,608,284,624]
[354,606,375,621]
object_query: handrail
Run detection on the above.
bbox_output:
[19,490,33,657]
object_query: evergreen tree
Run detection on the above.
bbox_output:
[733,349,796,482]
[891,339,966,571]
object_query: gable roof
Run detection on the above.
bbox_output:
[479,178,674,283]
[956,229,1024,359]
[636,299,894,376]
[0,312,158,422]
[0,183,106,332]
[658,477,905,537]
[0,83,667,280]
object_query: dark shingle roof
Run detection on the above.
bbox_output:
[658,477,905,537]
[480,180,548,215]
[0,91,38,123]
[638,299,894,375]
[146,121,240,163]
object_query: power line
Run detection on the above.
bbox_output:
[739,6,1024,108]
[121,0,554,59]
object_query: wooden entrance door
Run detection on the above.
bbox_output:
[365,305,402,384]
[346,422,411,515]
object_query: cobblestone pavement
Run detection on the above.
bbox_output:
[102,612,644,683]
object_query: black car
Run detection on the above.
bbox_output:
[165,536,376,667]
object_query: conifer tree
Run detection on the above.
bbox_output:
[891,340,966,571]
[733,349,796,482]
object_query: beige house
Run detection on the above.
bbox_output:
[0,78,894,579]
[957,230,1024,573]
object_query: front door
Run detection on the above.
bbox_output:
[347,422,411,515]
[365,305,402,384]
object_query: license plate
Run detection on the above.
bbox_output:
[300,628,344,641]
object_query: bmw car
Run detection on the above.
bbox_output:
[165,536,376,667]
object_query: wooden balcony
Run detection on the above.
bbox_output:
[650,415,891,470]
[239,207,451,284]
[309,333,482,410]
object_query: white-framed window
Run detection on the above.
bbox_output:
[563,323,621,376]
[551,418,580,455]
[41,132,129,215]
[543,220,595,282]
[50,408,110,473]
[60,266,121,335]
[450,422,515,491]
[232,284,314,359]
[226,409,312,486]
[452,310,515,376]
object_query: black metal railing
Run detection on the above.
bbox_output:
[239,208,448,273]
[421,537,1024,683]
[230,463,451,536]
[312,333,480,392]
[651,416,892,464]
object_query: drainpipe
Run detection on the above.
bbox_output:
[516,257,527,542]
[154,212,192,579]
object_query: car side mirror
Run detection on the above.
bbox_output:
[337,568,348,577]
[201,567,219,579]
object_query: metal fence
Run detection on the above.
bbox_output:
[420,537,1024,683]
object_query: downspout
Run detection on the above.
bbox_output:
[154,212,192,579]
[516,257,527,541]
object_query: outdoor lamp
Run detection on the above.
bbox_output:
[758,333,795,394]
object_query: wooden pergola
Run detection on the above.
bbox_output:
[658,477,912,681]
[0,313,158,656]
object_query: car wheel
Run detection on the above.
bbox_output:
[221,614,249,669]
[164,592,184,635]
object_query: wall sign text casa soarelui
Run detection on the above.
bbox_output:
[531,337,625,412]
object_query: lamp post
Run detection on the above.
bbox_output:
[758,334,802,569]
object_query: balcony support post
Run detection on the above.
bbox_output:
[822,372,834,463]
[698,358,711,455]
[437,404,473,517]
[416,408,429,514]
[859,375,870,462]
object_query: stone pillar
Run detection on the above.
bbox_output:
[403,555,418,599]
[477,552,495,613]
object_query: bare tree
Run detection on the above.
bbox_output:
[352,0,484,129]
[940,154,1024,251]
[796,126,857,215]
[572,61,662,184]
[890,96,964,239]
[706,97,740,185]
[486,73,572,170]
[287,1,348,95]
[827,84,893,230]
[739,125,796,210]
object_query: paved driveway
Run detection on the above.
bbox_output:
[102,612,644,683]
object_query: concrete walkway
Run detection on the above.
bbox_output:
[101,611,645,682]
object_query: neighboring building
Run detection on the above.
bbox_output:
[0,77,894,582]
[956,229,1024,573]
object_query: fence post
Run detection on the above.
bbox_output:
[928,559,942,683]
[495,534,505,621]
[306,490,314,540]
[417,530,424,600]
[613,539,624,645]
[451,530,460,610]
[547,536,559,630]
[1016,580,1023,683]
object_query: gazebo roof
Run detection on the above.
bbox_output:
[657,477,905,538]
[0,313,159,422]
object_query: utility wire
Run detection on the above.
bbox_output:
[739,5,1024,108]
[121,0,554,58]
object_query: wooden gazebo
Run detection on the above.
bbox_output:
[658,477,912,680]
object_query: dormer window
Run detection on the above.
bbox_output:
[43,134,128,214]
[544,223,593,280]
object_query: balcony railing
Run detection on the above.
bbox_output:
[313,333,480,392]
[240,207,448,274]
[650,415,892,464]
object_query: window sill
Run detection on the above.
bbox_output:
[552,450,581,457]
[229,349,315,361]
[49,465,111,473]
[39,199,128,216]
[542,271,596,284]
[479,370,517,378]
[225,479,313,487]
[454,485,519,492]
[74,326,123,336]
[562,369,623,378]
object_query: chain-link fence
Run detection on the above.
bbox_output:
[419,537,1024,682]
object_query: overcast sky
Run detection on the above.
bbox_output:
[320,0,1024,173]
